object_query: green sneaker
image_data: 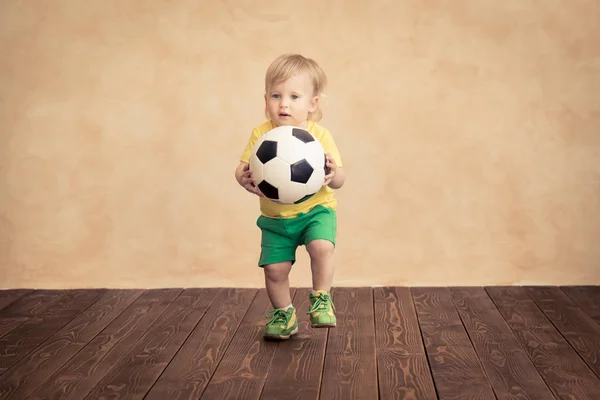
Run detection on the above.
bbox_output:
[308,290,336,328]
[263,307,298,340]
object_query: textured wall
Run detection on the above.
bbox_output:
[1,0,599,289]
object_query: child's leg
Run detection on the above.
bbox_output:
[301,206,338,328]
[301,205,338,291]
[305,239,337,328]
[256,216,299,340]
[306,239,335,292]
[263,261,293,308]
[263,261,298,340]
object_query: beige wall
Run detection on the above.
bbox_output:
[1,1,599,289]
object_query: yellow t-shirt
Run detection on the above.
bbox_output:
[240,120,343,219]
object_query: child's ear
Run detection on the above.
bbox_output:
[310,96,319,112]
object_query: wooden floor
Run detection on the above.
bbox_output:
[0,287,599,399]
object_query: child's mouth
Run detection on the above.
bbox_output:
[279,113,291,117]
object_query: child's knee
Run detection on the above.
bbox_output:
[306,239,334,260]
[264,262,292,281]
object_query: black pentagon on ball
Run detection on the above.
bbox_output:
[290,159,314,184]
[256,140,277,164]
[292,128,315,143]
[258,181,279,200]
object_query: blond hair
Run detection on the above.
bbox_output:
[264,54,328,122]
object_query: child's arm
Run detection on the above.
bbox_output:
[328,167,345,189]
[235,161,264,197]
[324,153,345,189]
[235,161,248,184]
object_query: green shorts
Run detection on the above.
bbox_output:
[256,205,337,267]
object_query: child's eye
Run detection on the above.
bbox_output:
[291,95,299,100]
[271,94,280,99]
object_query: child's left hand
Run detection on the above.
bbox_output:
[323,153,337,187]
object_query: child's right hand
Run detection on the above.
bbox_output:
[239,163,264,197]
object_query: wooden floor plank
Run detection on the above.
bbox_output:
[83,288,219,399]
[0,289,34,311]
[526,286,600,379]
[560,286,600,324]
[261,288,330,400]
[486,286,600,399]
[412,287,495,400]
[0,289,144,399]
[0,290,67,339]
[320,287,378,400]
[144,288,257,400]
[26,288,183,400]
[2,286,598,399]
[199,288,290,400]
[374,287,437,400]
[0,289,69,319]
[0,289,106,374]
[0,317,28,340]
[450,287,555,399]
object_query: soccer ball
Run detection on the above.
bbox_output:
[249,125,326,204]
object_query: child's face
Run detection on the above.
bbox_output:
[265,71,318,127]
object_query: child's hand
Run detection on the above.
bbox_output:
[323,153,337,187]
[240,164,264,197]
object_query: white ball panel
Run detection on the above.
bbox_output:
[248,155,265,183]
[303,141,326,169]
[278,182,308,204]
[261,125,291,143]
[263,157,291,188]
[305,163,325,194]
[275,135,305,165]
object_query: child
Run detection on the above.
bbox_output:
[235,54,346,340]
